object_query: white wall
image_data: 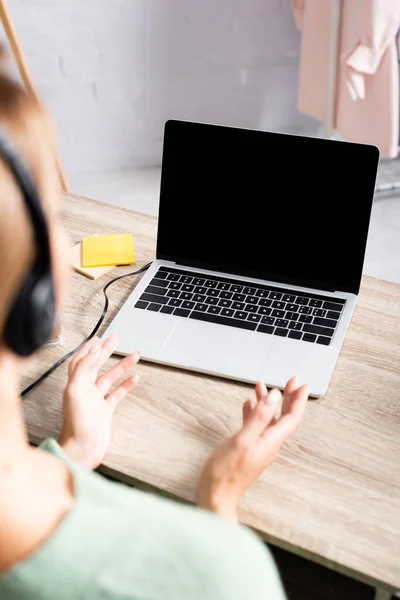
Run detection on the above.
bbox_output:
[2,0,317,174]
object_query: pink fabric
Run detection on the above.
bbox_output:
[293,0,400,157]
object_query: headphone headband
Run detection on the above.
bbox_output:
[0,128,51,269]
[0,128,55,356]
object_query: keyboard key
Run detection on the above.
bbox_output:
[154,270,168,279]
[220,291,233,300]
[181,301,195,310]
[288,330,302,340]
[327,310,341,320]
[309,299,322,308]
[282,294,296,302]
[313,317,337,328]
[166,289,180,298]
[221,308,235,317]
[148,303,161,312]
[243,287,256,295]
[261,316,275,325]
[174,307,190,317]
[269,291,282,300]
[303,324,334,337]
[285,304,298,312]
[255,289,269,298]
[317,336,331,345]
[275,319,289,328]
[208,306,221,315]
[272,301,285,309]
[218,299,232,308]
[289,321,302,330]
[195,303,208,312]
[190,311,257,331]
[246,304,258,313]
[231,285,243,293]
[299,306,312,314]
[167,273,180,281]
[141,293,169,305]
[295,296,308,305]
[234,311,247,320]
[271,309,285,318]
[258,324,275,335]
[193,294,206,302]
[303,333,317,343]
[181,284,195,292]
[204,296,219,305]
[247,313,261,323]
[150,277,169,288]
[168,282,181,290]
[232,301,245,310]
[313,308,326,317]
[180,292,193,301]
[192,278,205,286]
[299,314,312,323]
[205,280,218,288]
[135,300,148,310]
[161,305,174,314]
[194,286,207,294]
[246,296,258,305]
[286,312,299,321]
[206,289,219,297]
[275,328,288,337]
[257,306,272,316]
[179,276,193,284]
[258,298,272,307]
[217,282,230,291]
[232,293,246,302]
[168,298,182,307]
[323,301,343,311]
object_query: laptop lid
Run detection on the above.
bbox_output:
[157,120,379,295]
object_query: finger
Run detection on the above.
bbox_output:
[255,380,267,403]
[96,351,140,396]
[239,398,275,442]
[106,374,140,412]
[68,336,99,375]
[242,399,252,425]
[262,384,309,445]
[282,375,300,415]
[265,388,283,415]
[92,334,119,372]
[72,336,104,377]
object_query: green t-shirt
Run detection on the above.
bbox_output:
[0,439,286,600]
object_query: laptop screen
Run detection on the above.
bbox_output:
[157,120,379,294]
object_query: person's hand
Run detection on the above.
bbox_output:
[59,335,140,470]
[196,377,309,522]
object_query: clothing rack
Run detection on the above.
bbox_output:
[325,0,400,193]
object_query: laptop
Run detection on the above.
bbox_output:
[104,120,379,397]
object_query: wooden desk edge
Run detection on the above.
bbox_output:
[98,463,397,595]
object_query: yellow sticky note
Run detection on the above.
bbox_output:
[82,233,135,268]
[70,241,115,279]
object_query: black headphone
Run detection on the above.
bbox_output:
[0,130,56,356]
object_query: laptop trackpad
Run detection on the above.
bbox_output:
[158,318,274,382]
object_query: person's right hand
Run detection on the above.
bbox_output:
[196,377,309,522]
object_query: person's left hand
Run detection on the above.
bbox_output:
[59,335,140,469]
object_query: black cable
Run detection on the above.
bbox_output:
[21,261,153,397]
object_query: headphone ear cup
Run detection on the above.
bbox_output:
[4,268,55,357]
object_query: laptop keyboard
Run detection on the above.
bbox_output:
[134,267,346,346]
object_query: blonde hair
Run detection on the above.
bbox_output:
[0,50,59,342]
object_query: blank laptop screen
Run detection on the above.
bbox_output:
[157,120,379,294]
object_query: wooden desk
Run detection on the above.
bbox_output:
[23,193,400,597]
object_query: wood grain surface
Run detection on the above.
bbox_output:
[22,193,400,592]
